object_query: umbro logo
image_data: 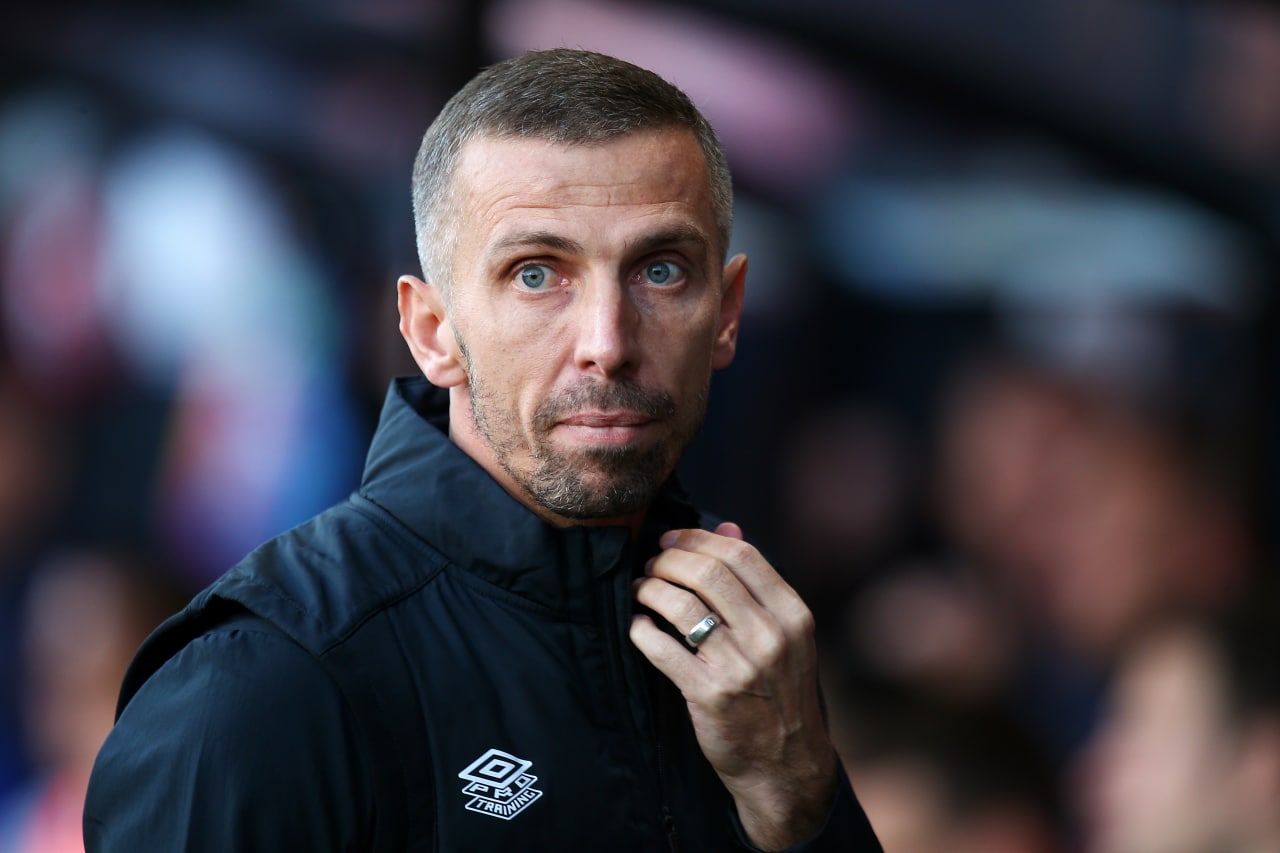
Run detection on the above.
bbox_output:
[457,748,544,820]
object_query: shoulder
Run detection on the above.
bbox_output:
[121,613,344,728]
[217,494,448,653]
[85,619,375,851]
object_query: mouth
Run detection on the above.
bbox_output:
[532,380,677,450]
[554,411,657,445]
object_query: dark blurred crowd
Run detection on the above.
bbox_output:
[1,1,1278,851]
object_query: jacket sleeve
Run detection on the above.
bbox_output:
[731,763,883,853]
[83,622,376,852]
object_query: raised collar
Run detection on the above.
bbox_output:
[357,377,703,617]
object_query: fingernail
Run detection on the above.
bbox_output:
[660,530,678,548]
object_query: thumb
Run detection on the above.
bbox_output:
[715,521,744,540]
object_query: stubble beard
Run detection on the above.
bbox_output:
[460,343,706,520]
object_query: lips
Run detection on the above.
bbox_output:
[530,380,677,436]
[553,411,658,447]
[559,411,653,428]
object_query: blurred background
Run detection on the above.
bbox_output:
[0,1,1277,850]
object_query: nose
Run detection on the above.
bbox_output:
[572,276,639,379]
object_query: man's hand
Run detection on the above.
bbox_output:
[629,522,838,851]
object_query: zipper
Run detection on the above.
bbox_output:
[640,648,682,853]
[598,554,681,852]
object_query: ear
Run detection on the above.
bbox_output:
[712,253,747,370]
[398,275,467,387]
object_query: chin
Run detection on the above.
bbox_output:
[525,466,660,520]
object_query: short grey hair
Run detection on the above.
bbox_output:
[410,48,734,290]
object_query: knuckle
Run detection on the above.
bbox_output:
[707,686,737,712]
[705,670,748,708]
[677,589,707,622]
[717,658,765,704]
[696,551,725,578]
[755,622,788,666]
[689,553,724,588]
[788,603,816,637]
[731,655,762,689]
[632,577,661,607]
[725,538,756,565]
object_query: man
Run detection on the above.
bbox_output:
[2,548,187,853]
[84,49,882,851]
[1077,598,1280,853]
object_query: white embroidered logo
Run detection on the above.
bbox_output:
[457,748,544,820]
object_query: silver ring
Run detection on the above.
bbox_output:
[685,614,720,647]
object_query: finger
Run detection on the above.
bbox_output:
[629,613,749,704]
[645,547,770,639]
[684,614,721,648]
[629,612,704,685]
[715,521,744,540]
[633,576,727,648]
[659,528,805,617]
[656,530,815,656]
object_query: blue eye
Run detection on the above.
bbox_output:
[644,260,681,285]
[520,265,552,289]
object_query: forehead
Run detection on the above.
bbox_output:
[449,130,717,256]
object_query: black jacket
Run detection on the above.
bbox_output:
[84,376,881,852]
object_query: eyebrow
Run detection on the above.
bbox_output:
[486,231,586,263]
[483,223,714,271]
[625,224,713,259]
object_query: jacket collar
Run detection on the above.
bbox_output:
[358,377,703,616]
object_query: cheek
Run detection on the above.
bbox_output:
[470,335,561,412]
[646,304,719,367]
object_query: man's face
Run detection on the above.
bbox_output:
[406,129,744,526]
